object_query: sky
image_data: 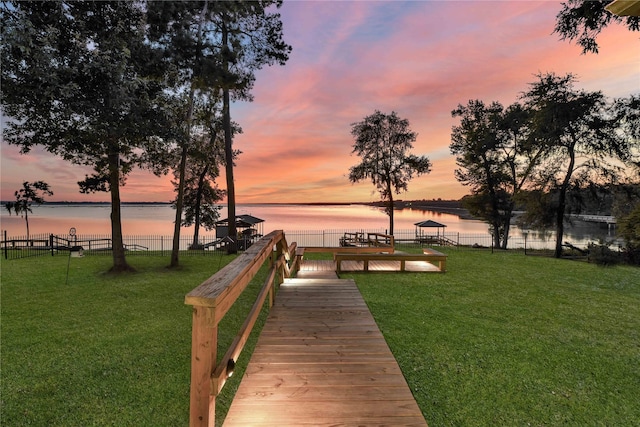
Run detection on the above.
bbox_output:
[1,0,639,204]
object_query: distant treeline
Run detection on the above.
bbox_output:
[0,201,171,206]
[365,199,474,219]
[366,183,640,220]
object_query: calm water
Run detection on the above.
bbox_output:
[1,203,617,249]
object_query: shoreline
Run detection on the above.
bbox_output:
[364,200,476,220]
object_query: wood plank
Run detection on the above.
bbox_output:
[222,278,427,426]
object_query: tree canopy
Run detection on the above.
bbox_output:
[521,72,632,257]
[554,0,640,53]
[147,0,291,258]
[1,1,170,272]
[450,100,540,249]
[349,111,431,235]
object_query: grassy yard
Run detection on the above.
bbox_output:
[1,249,639,426]
[346,249,640,426]
[1,254,269,426]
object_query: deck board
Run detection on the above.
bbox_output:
[222,278,427,426]
[339,259,440,273]
[297,258,440,275]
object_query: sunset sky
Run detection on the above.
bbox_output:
[1,0,638,203]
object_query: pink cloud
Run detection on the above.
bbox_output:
[3,1,637,204]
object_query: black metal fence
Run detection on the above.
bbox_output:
[1,232,222,260]
[2,228,561,261]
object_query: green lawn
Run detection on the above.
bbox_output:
[347,249,640,426]
[1,250,639,426]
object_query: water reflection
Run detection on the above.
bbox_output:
[0,203,619,249]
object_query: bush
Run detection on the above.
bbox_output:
[622,243,640,266]
[588,242,621,266]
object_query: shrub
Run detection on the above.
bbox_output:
[588,242,621,266]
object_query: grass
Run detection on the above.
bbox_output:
[345,248,640,426]
[1,249,639,426]
[1,254,269,426]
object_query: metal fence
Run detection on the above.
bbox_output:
[2,228,559,261]
[283,228,559,252]
[1,232,221,260]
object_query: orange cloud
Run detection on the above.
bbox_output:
[2,1,637,204]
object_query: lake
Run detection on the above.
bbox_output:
[0,203,618,250]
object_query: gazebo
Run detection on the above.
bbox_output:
[414,220,447,245]
[215,214,264,249]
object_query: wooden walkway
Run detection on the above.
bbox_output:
[223,272,428,426]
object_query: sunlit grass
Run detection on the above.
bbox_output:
[347,249,640,426]
[1,254,268,426]
[2,249,639,426]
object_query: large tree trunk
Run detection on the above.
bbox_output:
[502,209,513,250]
[492,220,502,249]
[222,21,237,254]
[554,146,576,258]
[192,165,209,248]
[171,143,188,267]
[223,86,237,254]
[172,2,207,265]
[24,210,30,241]
[108,150,133,272]
[387,183,395,235]
[554,197,566,258]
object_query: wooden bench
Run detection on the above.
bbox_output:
[334,249,447,273]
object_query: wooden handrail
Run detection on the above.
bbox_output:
[185,230,296,427]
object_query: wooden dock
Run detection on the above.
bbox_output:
[222,276,428,426]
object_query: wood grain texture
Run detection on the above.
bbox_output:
[222,278,427,426]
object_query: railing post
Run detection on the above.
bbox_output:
[275,239,284,286]
[3,230,7,260]
[50,234,54,256]
[189,305,218,427]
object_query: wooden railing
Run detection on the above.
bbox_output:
[184,230,297,427]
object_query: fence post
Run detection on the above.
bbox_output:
[3,230,7,260]
[189,305,218,427]
[50,234,54,256]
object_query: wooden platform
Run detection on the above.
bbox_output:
[338,259,441,273]
[335,250,446,274]
[296,257,441,276]
[222,278,427,426]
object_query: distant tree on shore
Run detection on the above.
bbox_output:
[5,181,53,240]
[349,111,431,235]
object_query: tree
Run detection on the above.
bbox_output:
[147,0,291,258]
[174,165,225,250]
[216,1,291,253]
[618,203,640,264]
[1,1,170,272]
[451,101,508,248]
[554,0,640,54]
[521,73,631,258]
[5,181,53,240]
[171,112,240,250]
[147,1,220,267]
[611,95,640,263]
[349,111,432,235]
[451,101,542,249]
